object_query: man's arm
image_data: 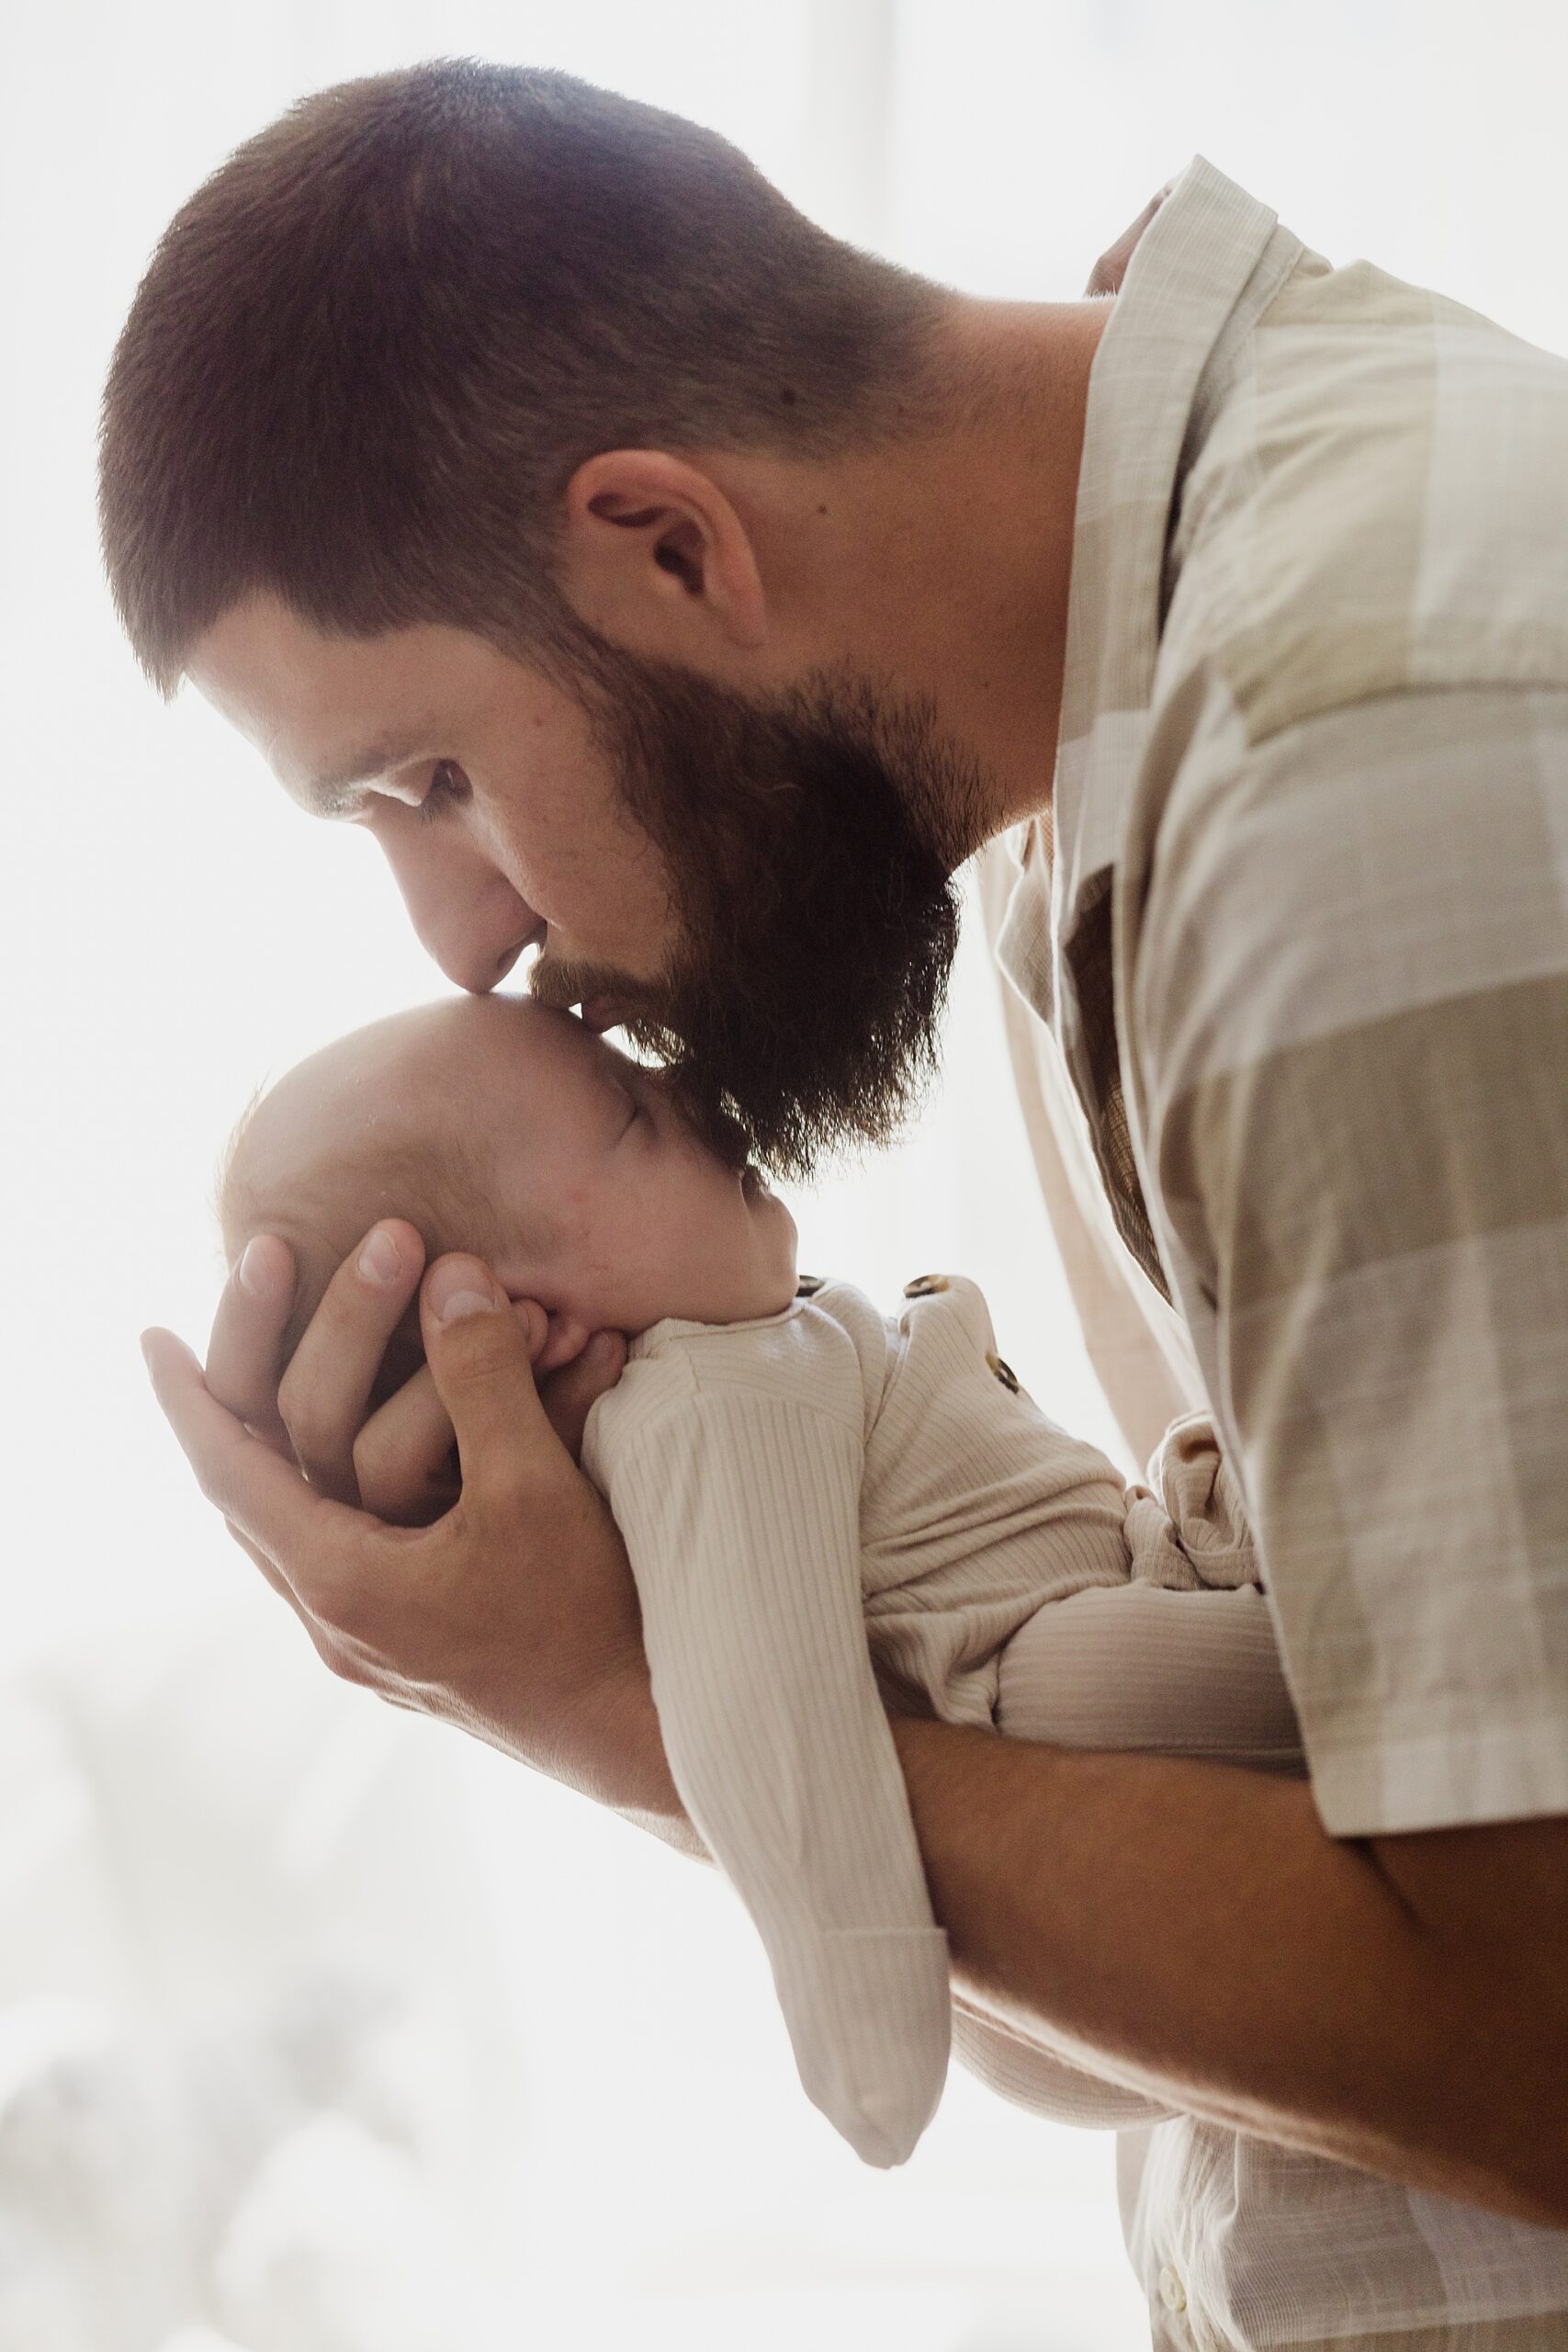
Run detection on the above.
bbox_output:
[151,1225,1568,2218]
[1010,684,1568,2228]
[889,1714,1568,2229]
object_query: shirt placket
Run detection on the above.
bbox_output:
[1058,870,1172,1305]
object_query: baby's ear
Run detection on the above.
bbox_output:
[536,1310,592,1374]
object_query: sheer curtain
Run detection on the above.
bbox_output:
[3,4,1564,2345]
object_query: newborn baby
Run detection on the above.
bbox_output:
[219,995,1303,2166]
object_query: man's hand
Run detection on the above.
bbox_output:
[207,1220,615,1523]
[142,1242,683,1820]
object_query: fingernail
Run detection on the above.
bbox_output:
[358,1226,403,1285]
[237,1238,275,1298]
[439,1289,496,1324]
[430,1262,499,1324]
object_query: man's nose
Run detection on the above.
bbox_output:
[373,816,541,993]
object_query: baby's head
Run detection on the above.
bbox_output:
[218,996,799,1387]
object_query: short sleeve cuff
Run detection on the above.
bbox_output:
[1309,1714,1568,1838]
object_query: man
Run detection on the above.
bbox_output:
[102,60,1568,2349]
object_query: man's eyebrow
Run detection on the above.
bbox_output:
[298,736,426,819]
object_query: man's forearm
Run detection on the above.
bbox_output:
[615,1792,707,1864]
[583,1663,709,1863]
[891,1717,1568,2230]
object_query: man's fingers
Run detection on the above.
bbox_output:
[360,1295,606,1518]
[225,1518,313,1611]
[352,1360,462,1526]
[419,1258,563,1513]
[539,1329,627,1460]
[276,1221,426,1504]
[142,1326,370,1594]
[205,1232,297,1446]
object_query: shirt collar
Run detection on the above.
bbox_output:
[996,156,1294,1021]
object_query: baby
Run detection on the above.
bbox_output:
[218,994,1303,2167]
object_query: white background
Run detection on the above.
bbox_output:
[4,4,1566,2345]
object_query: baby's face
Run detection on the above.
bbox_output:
[224,996,799,1359]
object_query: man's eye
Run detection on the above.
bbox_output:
[417,761,468,825]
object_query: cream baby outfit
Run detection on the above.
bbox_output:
[581,1272,1300,2169]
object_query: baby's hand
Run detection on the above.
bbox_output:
[200,1225,623,1524]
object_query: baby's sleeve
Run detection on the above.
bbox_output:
[586,1354,951,2169]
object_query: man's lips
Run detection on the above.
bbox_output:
[578,995,628,1035]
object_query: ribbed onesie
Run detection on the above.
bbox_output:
[581,1274,1301,2165]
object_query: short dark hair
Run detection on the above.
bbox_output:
[99,57,946,694]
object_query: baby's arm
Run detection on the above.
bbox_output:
[585,1351,951,2168]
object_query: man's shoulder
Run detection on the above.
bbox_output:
[1161,249,1568,749]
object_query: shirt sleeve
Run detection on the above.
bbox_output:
[588,1359,951,2167]
[1135,685,1568,1836]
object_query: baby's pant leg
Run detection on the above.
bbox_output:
[995,1582,1305,1771]
[951,1997,1179,2129]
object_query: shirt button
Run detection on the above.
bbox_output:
[986,1350,1021,1394]
[902,1272,950,1298]
[1158,2264,1188,2313]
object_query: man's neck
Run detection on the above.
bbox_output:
[753,296,1113,851]
[901,296,1112,843]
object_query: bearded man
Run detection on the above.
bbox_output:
[102,61,1568,2349]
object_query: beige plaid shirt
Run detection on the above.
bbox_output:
[982,157,1568,2347]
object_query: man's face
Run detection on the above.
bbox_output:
[188,594,974,1175]
[189,594,673,999]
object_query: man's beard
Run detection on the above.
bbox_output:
[529,641,985,1181]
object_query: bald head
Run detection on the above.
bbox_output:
[217,1001,536,1378]
[214,990,800,1386]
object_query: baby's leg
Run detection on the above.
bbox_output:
[950,1994,1179,2129]
[996,1581,1304,1771]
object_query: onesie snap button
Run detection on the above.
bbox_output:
[902,1272,950,1298]
[987,1351,1021,1394]
[795,1272,826,1297]
[1158,2263,1188,2313]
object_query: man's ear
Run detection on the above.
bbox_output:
[558,448,768,659]
[536,1309,594,1374]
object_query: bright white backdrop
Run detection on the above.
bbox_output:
[3,4,1566,2346]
